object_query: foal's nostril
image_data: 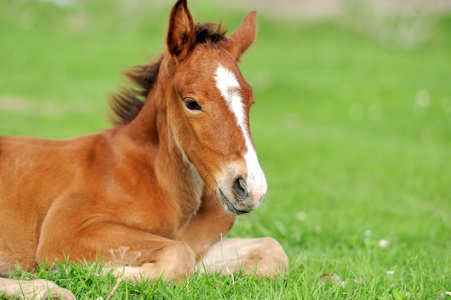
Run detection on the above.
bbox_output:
[232,177,248,199]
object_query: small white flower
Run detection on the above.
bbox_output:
[297,211,307,221]
[378,239,389,247]
[445,291,451,296]
[330,273,340,282]
[364,230,372,237]
[96,297,103,300]
[386,271,394,275]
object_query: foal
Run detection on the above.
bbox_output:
[0,0,287,298]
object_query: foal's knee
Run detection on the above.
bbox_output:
[140,242,195,280]
[158,242,195,280]
[112,242,195,282]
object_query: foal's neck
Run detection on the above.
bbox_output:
[120,85,203,219]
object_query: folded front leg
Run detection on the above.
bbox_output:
[38,221,196,282]
[197,237,288,278]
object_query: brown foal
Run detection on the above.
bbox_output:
[0,1,288,298]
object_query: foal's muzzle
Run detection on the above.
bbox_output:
[218,176,266,216]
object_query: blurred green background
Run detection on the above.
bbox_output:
[1,0,450,298]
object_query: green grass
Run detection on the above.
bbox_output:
[1,0,451,299]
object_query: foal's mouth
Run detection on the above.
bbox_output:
[218,189,251,216]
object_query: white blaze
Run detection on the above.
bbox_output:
[214,64,268,198]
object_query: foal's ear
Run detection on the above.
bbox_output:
[167,0,194,61]
[225,10,257,61]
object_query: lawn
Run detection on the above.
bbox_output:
[1,0,451,299]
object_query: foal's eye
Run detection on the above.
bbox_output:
[184,98,202,111]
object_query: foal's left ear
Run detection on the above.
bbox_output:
[167,0,194,61]
[225,10,257,61]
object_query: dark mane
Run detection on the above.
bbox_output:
[109,22,227,126]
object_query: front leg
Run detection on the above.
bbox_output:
[176,190,288,278]
[197,238,288,278]
[175,189,236,258]
[38,210,195,282]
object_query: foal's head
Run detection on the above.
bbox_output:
[163,0,267,216]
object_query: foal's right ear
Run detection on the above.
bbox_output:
[167,0,194,61]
